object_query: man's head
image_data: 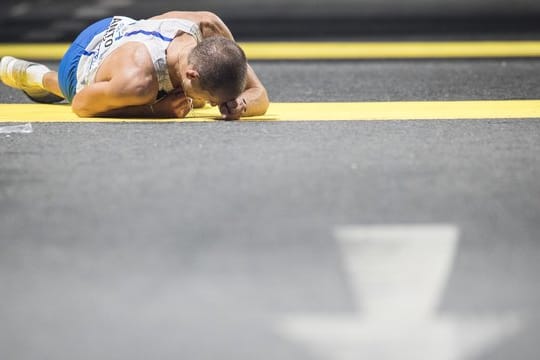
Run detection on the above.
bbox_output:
[182,36,247,105]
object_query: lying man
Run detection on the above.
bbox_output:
[0,11,269,120]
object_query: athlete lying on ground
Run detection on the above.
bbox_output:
[0,11,269,120]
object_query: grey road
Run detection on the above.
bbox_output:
[1,60,540,359]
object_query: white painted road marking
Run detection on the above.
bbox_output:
[277,225,521,360]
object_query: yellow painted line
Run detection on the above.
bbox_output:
[2,41,540,60]
[1,101,540,122]
[242,41,540,59]
[0,44,68,60]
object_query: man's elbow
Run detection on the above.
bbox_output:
[257,88,270,115]
[71,98,95,117]
[199,11,234,39]
[73,109,91,118]
[198,11,221,24]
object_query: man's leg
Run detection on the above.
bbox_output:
[0,56,64,103]
[42,71,63,98]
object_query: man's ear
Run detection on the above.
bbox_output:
[186,69,199,80]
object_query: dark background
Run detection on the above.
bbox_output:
[2,0,540,41]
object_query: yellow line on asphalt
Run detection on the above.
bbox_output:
[2,41,540,60]
[1,101,540,122]
[0,44,68,60]
[242,41,540,59]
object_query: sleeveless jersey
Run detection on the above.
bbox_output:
[76,16,202,94]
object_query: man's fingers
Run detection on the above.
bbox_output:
[221,99,244,112]
[219,103,231,115]
[218,98,247,120]
[221,113,241,120]
[175,97,193,118]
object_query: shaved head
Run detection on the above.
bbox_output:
[188,36,248,101]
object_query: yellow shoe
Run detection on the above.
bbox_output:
[0,56,63,103]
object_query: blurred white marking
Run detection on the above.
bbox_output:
[277,225,520,360]
[9,3,30,17]
[0,123,32,134]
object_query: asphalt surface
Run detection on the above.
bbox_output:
[1,60,540,360]
[2,59,540,102]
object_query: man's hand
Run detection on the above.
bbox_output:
[219,97,247,120]
[153,89,193,118]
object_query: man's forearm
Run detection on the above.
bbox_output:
[242,87,270,117]
[76,103,169,118]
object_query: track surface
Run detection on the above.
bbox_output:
[1,60,540,359]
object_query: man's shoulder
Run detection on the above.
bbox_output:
[113,42,153,68]
[97,42,154,81]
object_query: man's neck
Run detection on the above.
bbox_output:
[167,34,197,90]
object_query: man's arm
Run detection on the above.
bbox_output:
[71,68,192,118]
[149,11,234,39]
[71,64,157,117]
[220,64,269,120]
